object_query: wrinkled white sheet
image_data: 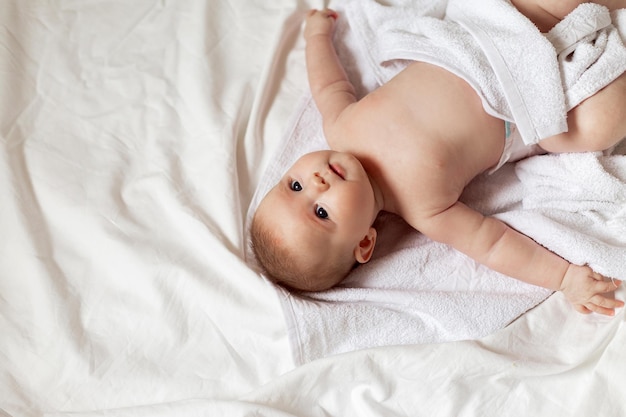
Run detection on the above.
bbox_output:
[1,1,625,416]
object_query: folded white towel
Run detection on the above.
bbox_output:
[345,0,626,145]
[546,5,626,109]
[503,153,626,280]
[345,0,563,144]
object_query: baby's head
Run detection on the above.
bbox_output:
[251,150,381,291]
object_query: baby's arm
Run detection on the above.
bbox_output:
[304,9,357,134]
[419,201,624,315]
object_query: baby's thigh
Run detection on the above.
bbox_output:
[540,72,626,153]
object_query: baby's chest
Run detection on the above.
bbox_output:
[376,150,467,217]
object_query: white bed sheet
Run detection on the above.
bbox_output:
[1,1,625,416]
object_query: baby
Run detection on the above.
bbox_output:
[252,1,626,316]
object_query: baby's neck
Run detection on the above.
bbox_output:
[367,172,386,217]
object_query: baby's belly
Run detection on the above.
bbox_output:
[370,62,506,175]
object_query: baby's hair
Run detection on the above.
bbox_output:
[250,211,355,292]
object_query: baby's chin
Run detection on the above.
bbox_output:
[295,275,344,292]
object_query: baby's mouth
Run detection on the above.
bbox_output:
[329,163,346,180]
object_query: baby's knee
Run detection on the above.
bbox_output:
[564,76,626,151]
[540,110,623,153]
[575,123,623,152]
[566,115,622,152]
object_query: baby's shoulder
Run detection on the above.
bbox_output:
[367,147,463,217]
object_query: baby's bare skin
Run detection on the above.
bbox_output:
[328,61,505,219]
[303,5,625,315]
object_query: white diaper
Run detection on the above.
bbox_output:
[489,121,545,174]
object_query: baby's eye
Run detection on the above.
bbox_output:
[290,180,302,192]
[315,205,329,219]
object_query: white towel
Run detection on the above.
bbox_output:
[546,5,626,109]
[344,0,626,145]
[245,1,626,365]
[502,153,626,280]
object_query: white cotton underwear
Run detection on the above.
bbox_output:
[489,121,546,174]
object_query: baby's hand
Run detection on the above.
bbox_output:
[560,264,623,316]
[304,8,338,40]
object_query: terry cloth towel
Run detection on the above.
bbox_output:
[503,152,626,281]
[545,4,626,109]
[344,0,626,145]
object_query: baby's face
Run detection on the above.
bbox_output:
[257,150,378,272]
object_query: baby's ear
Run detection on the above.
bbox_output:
[354,227,377,264]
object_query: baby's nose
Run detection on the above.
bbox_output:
[313,172,329,188]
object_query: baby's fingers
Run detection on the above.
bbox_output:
[586,294,625,316]
[590,276,622,293]
[307,8,338,19]
[322,9,338,19]
[574,304,593,315]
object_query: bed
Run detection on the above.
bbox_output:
[1,1,625,416]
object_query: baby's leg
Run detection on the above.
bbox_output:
[539,72,626,153]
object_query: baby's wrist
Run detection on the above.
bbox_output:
[556,262,573,293]
[305,31,332,42]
